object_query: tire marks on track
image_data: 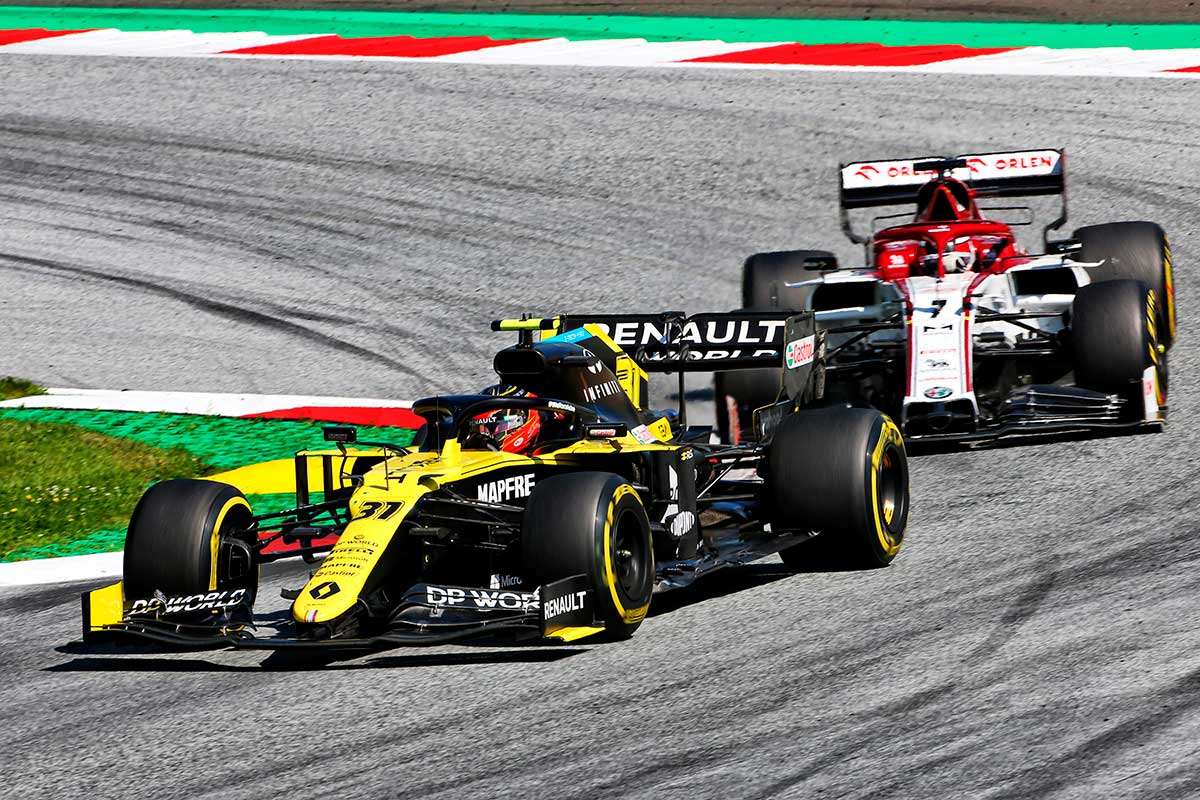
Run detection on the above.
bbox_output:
[0,108,698,391]
[0,251,442,388]
[966,563,1061,664]
[988,666,1200,798]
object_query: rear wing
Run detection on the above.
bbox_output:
[839,148,1067,245]
[495,311,803,371]
[840,149,1065,209]
[493,311,827,418]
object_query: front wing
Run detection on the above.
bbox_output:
[906,418,1164,449]
[904,371,1167,448]
[80,575,604,651]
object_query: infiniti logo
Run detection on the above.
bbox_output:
[581,348,603,374]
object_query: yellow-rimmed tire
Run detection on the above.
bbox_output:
[768,407,908,569]
[1075,221,1175,350]
[1071,279,1167,405]
[123,479,258,604]
[522,472,653,639]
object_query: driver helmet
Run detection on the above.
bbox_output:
[942,236,979,274]
[470,385,542,454]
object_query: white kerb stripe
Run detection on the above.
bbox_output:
[131,31,333,56]
[0,28,328,56]
[919,46,1200,76]
[0,551,123,587]
[439,37,781,66]
[0,29,185,55]
[434,37,607,64]
[0,388,413,416]
[0,546,320,586]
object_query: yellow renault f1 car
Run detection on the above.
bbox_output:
[80,311,909,650]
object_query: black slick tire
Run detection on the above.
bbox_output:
[1071,279,1165,401]
[123,479,257,602]
[768,407,908,570]
[522,472,653,638]
[742,250,836,309]
[1074,221,1175,349]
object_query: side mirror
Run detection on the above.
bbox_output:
[802,255,839,271]
[1047,239,1083,255]
[323,426,357,444]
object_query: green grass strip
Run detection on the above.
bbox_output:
[0,406,420,561]
[0,407,416,559]
[3,526,128,561]
[1,492,297,561]
[0,408,417,471]
[0,377,44,401]
[0,416,209,560]
[0,7,1198,49]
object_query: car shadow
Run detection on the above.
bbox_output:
[648,562,794,618]
[907,424,1156,456]
[47,643,587,672]
[648,555,892,619]
[45,656,258,673]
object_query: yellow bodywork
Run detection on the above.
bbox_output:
[547,625,606,642]
[292,321,672,625]
[203,448,392,496]
[290,418,677,625]
[83,580,125,635]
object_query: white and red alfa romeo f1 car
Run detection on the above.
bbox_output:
[717,148,1175,447]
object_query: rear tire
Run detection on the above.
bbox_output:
[715,250,833,440]
[767,407,908,570]
[1074,221,1175,349]
[742,250,836,310]
[123,479,258,603]
[1071,279,1165,402]
[522,472,654,638]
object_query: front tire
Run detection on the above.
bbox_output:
[123,479,258,603]
[1071,279,1166,404]
[767,407,908,569]
[522,472,654,638]
[1074,221,1175,349]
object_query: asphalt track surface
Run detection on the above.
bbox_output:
[2,58,1200,799]
[17,0,1200,24]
